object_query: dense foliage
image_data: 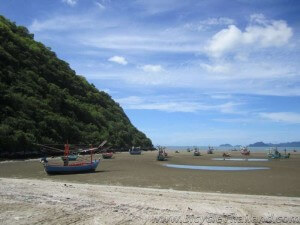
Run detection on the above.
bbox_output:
[0,15,153,157]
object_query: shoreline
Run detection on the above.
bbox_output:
[1,178,300,224]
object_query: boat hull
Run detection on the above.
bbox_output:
[44,160,100,175]
[129,151,141,155]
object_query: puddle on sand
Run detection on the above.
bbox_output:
[212,158,269,162]
[164,164,270,171]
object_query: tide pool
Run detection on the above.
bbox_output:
[164,164,270,171]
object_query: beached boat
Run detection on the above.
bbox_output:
[240,147,250,155]
[44,160,100,174]
[40,141,106,175]
[129,147,142,155]
[207,146,214,154]
[222,152,231,158]
[267,148,290,159]
[157,146,167,161]
[194,148,201,156]
[102,152,113,159]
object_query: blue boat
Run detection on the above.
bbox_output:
[43,160,100,175]
[129,147,142,155]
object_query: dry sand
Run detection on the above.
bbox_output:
[0,178,299,225]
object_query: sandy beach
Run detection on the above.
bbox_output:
[0,177,300,225]
[1,151,300,224]
[1,151,300,196]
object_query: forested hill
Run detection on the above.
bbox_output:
[0,15,153,157]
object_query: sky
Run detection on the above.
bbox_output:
[1,0,300,146]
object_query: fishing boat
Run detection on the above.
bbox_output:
[267,147,290,159]
[240,147,250,155]
[40,141,106,175]
[129,147,142,155]
[207,146,214,154]
[102,152,113,159]
[222,152,231,158]
[157,146,167,161]
[194,148,201,156]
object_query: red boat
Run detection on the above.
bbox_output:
[240,147,250,155]
[102,152,113,159]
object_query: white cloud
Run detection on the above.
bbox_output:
[184,17,235,31]
[141,64,164,73]
[29,16,94,32]
[95,1,105,10]
[108,56,128,65]
[116,96,242,113]
[200,63,231,73]
[259,112,300,124]
[205,15,293,57]
[62,0,78,6]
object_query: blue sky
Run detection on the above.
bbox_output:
[1,0,300,145]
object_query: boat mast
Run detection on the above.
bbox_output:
[64,140,70,156]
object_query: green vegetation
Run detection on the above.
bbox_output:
[0,15,152,157]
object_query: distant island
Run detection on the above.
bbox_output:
[248,141,300,147]
[219,144,232,147]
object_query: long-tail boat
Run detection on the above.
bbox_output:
[129,146,142,155]
[40,141,107,174]
[240,147,250,155]
[194,148,201,156]
[207,146,214,154]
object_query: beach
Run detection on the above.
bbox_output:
[1,150,300,224]
[1,178,300,224]
[1,151,300,196]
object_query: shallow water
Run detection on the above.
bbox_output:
[212,158,269,162]
[164,164,270,171]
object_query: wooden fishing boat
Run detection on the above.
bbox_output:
[207,146,214,154]
[240,147,250,155]
[194,150,201,156]
[44,160,100,174]
[129,147,142,155]
[40,141,106,175]
[157,146,167,161]
[267,148,290,159]
[102,152,113,159]
[222,152,231,158]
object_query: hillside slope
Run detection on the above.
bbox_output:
[0,15,152,156]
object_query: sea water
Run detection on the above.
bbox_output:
[164,164,270,171]
[166,146,299,152]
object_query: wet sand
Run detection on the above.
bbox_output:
[1,151,300,196]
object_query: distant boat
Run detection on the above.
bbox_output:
[207,146,214,154]
[267,147,290,159]
[157,146,167,161]
[194,148,201,156]
[129,147,142,155]
[102,152,113,159]
[240,147,250,156]
[222,152,231,158]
